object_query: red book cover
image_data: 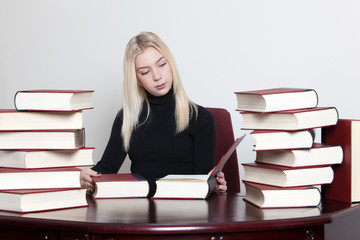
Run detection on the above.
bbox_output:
[0,187,84,194]
[0,109,21,113]
[239,107,336,114]
[242,162,323,171]
[234,88,316,95]
[243,180,316,190]
[0,166,81,173]
[0,128,83,132]
[16,90,94,93]
[209,134,245,177]
[322,119,360,203]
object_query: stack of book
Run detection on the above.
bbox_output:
[0,90,95,213]
[235,88,343,208]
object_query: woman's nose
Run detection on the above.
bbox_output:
[152,68,161,81]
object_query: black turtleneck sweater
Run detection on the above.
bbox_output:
[92,89,216,193]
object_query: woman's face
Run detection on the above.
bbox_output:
[134,47,173,97]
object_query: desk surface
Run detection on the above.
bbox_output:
[0,193,359,239]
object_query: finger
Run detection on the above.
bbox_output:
[216,184,227,192]
[216,177,226,186]
[80,181,92,189]
[217,171,225,178]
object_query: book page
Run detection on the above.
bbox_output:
[159,174,209,181]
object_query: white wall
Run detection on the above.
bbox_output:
[1,0,359,194]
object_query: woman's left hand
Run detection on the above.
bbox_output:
[215,171,227,192]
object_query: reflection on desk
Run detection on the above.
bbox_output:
[0,193,359,240]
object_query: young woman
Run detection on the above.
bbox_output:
[80,32,227,196]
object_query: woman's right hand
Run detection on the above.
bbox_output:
[80,168,101,193]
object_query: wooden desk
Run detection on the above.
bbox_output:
[0,193,359,240]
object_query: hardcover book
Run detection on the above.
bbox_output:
[0,129,85,150]
[242,162,334,187]
[240,107,338,131]
[251,130,314,151]
[0,109,83,130]
[14,89,94,111]
[255,143,343,167]
[234,88,318,112]
[0,167,82,190]
[92,173,150,199]
[0,188,88,213]
[243,181,321,208]
[322,119,360,203]
[0,148,94,169]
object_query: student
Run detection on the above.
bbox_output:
[80,32,227,196]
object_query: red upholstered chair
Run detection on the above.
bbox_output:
[207,107,241,193]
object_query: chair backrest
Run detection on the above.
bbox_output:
[207,107,241,193]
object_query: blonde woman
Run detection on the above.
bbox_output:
[81,32,227,196]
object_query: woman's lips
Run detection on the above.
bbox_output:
[156,83,166,90]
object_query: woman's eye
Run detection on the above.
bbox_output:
[140,71,149,75]
[159,62,167,67]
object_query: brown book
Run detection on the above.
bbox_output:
[243,181,321,209]
[14,89,94,111]
[255,143,343,168]
[0,188,88,213]
[322,119,360,203]
[240,107,338,131]
[0,109,83,130]
[0,148,94,169]
[92,173,150,199]
[0,167,82,190]
[251,130,314,151]
[242,162,334,187]
[0,129,85,150]
[234,88,318,112]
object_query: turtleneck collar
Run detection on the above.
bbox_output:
[146,88,174,105]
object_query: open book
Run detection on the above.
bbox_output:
[152,134,246,199]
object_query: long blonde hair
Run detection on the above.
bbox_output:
[122,32,198,151]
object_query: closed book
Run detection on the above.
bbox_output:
[242,162,334,187]
[251,130,314,151]
[243,181,321,208]
[234,88,318,112]
[255,143,343,167]
[0,109,83,130]
[0,167,81,190]
[322,119,360,203]
[152,174,216,200]
[0,148,94,169]
[92,173,150,199]
[240,107,339,131]
[14,89,94,111]
[0,188,88,213]
[0,129,84,150]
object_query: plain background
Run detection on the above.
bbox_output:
[1,0,359,193]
